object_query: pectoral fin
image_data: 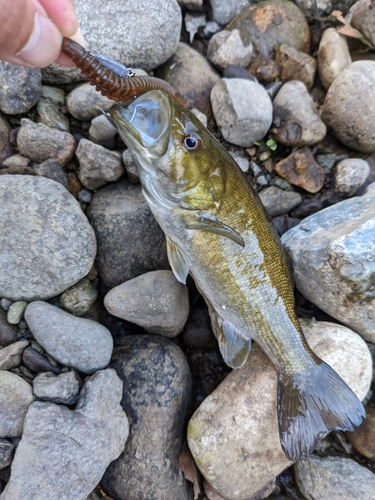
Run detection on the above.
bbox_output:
[166,236,190,284]
[185,215,245,247]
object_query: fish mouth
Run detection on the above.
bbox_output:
[110,90,173,157]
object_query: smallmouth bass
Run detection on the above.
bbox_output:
[109,90,365,461]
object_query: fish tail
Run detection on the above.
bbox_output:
[278,359,365,461]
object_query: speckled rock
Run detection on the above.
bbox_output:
[2,154,29,169]
[351,0,375,48]
[275,45,316,89]
[66,83,115,121]
[0,309,18,347]
[25,301,113,374]
[207,30,253,71]
[60,279,98,317]
[271,81,326,147]
[32,370,80,405]
[188,319,372,500]
[0,175,96,301]
[258,186,302,216]
[89,114,118,148]
[322,61,375,153]
[211,78,272,147]
[0,439,14,470]
[87,180,168,293]
[275,148,325,193]
[318,28,351,90]
[0,113,15,166]
[7,301,27,325]
[208,0,250,25]
[17,119,75,166]
[334,158,370,197]
[0,340,29,370]
[0,371,34,438]
[36,85,70,132]
[0,369,128,500]
[294,455,375,500]
[0,63,41,114]
[101,335,192,500]
[33,159,70,190]
[282,183,375,341]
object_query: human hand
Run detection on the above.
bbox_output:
[0,0,83,68]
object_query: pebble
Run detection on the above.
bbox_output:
[207,29,253,71]
[185,12,206,44]
[249,56,280,83]
[60,278,98,316]
[0,309,18,347]
[0,113,15,166]
[191,108,208,128]
[122,149,139,183]
[351,0,375,49]
[322,61,375,153]
[275,45,316,89]
[2,154,29,169]
[33,159,70,190]
[7,301,27,325]
[274,148,325,193]
[318,28,352,90]
[187,319,372,500]
[211,78,272,147]
[272,215,301,236]
[101,335,192,500]
[265,80,283,100]
[290,198,323,218]
[1,299,12,311]
[0,175,96,301]
[36,86,70,132]
[88,114,118,149]
[178,0,203,9]
[17,119,76,166]
[104,270,190,338]
[258,186,302,217]
[294,0,331,16]
[32,370,80,405]
[77,188,93,204]
[87,179,168,293]
[208,0,250,25]
[0,439,13,470]
[66,83,115,121]
[334,158,370,197]
[25,301,113,375]
[282,183,375,341]
[270,177,295,191]
[182,298,218,351]
[0,340,29,370]
[271,81,326,147]
[347,405,375,459]
[0,371,34,438]
[229,151,250,173]
[22,346,60,375]
[0,369,129,500]
[294,455,375,500]
[76,139,124,190]
[0,63,41,114]
[223,65,257,82]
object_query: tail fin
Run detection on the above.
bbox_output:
[278,360,365,461]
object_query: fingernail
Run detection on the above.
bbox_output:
[70,28,86,48]
[17,13,62,67]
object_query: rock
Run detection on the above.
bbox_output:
[0,371,34,438]
[351,0,375,48]
[2,155,30,169]
[334,158,370,197]
[76,139,124,190]
[0,439,13,470]
[87,180,168,292]
[33,370,80,405]
[258,186,302,216]
[0,175,96,301]
[290,198,323,219]
[36,86,70,132]
[25,301,113,374]
[187,319,372,500]
[294,455,375,500]
[182,298,217,351]
[0,299,12,311]
[223,64,257,82]
[211,78,272,147]
[0,165,35,176]
[274,148,325,193]
[347,405,375,459]
[272,215,301,236]
[78,188,93,204]
[66,83,115,121]
[0,309,18,347]
[275,45,317,89]
[104,270,189,338]
[7,301,27,325]
[185,12,206,44]
[249,56,280,83]
[0,113,15,166]
[208,0,250,25]
[294,0,331,15]
[0,63,41,114]
[17,119,75,166]
[33,159,70,190]
[88,114,118,149]
[322,61,375,153]
[227,0,310,58]
[229,151,250,173]
[207,30,253,71]
[0,369,129,500]
[22,346,60,375]
[156,43,220,118]
[179,0,203,9]
[101,335,192,500]
[60,279,98,317]
[122,149,139,183]
[282,183,375,341]
[0,340,29,370]
[270,81,326,147]
[318,28,352,90]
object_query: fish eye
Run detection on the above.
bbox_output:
[184,133,202,151]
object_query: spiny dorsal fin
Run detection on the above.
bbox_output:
[185,215,245,247]
[166,236,190,284]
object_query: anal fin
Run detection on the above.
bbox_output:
[166,236,190,284]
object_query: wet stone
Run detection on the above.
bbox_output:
[0,309,18,347]
[0,340,29,370]
[334,158,370,197]
[318,28,351,90]
[7,301,27,325]
[0,371,34,438]
[346,405,375,459]
[32,370,80,405]
[22,346,60,375]
[275,45,316,89]
[33,159,70,190]
[207,29,253,71]
[0,439,13,470]
[290,198,323,219]
[0,63,41,114]
[60,278,98,317]
[258,186,302,217]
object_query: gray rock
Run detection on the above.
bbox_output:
[7,301,27,325]
[17,119,75,166]
[89,114,118,148]
[0,114,15,166]
[122,149,139,183]
[318,28,351,90]
[36,100,70,133]
[275,45,317,90]
[0,309,18,347]
[259,186,302,216]
[33,370,80,405]
[33,159,70,190]
[0,299,11,311]
[185,12,206,44]
[334,158,370,197]
[76,139,124,190]
[208,0,251,25]
[2,155,30,169]
[191,108,208,128]
[22,346,60,375]
[66,83,115,121]
[104,270,189,338]
[294,455,375,500]
[0,175,96,301]
[101,335,192,500]
[271,81,326,147]
[179,0,203,8]
[282,183,375,341]
[0,371,34,438]
[211,78,272,147]
[323,61,375,153]
[0,439,14,470]
[0,369,129,500]
[0,63,41,114]
[229,151,250,173]
[25,301,113,374]
[207,30,253,71]
[351,0,375,48]
[294,0,331,16]
[60,278,98,317]
[87,180,168,293]
[0,341,29,370]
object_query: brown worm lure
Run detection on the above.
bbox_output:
[61,37,183,104]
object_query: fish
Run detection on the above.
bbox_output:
[109,89,365,461]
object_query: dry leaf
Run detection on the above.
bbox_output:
[179,442,202,500]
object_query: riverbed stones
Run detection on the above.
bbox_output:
[25,301,113,374]
[208,0,250,25]
[66,83,115,121]
[60,279,98,316]
[207,30,253,71]
[0,340,29,370]
[258,186,302,216]
[351,0,375,49]
[89,114,118,148]
[0,175,96,301]
[322,61,375,153]
[0,309,18,347]
[0,371,34,438]
[275,45,316,89]
[318,28,351,90]
[334,158,370,197]
[102,335,192,500]
[275,148,325,193]
[187,319,372,500]
[0,439,13,470]
[282,183,375,341]
[0,369,129,500]
[0,113,15,166]
[0,63,41,115]
[32,370,80,405]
